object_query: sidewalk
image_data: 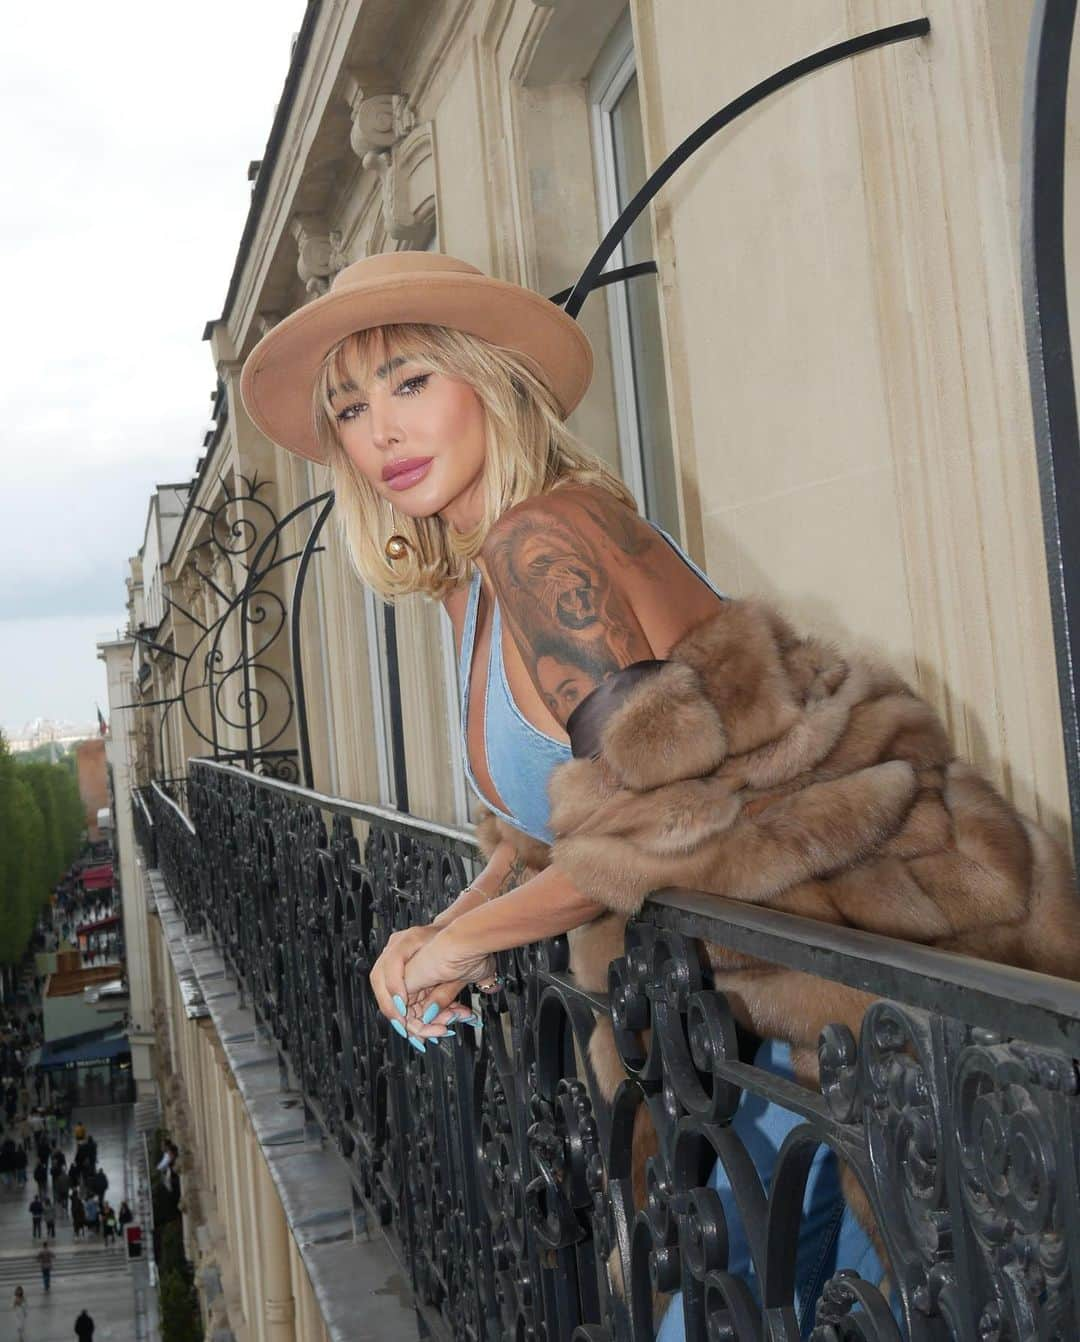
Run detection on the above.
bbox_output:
[0,1103,144,1340]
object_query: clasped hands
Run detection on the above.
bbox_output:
[368,921,496,1053]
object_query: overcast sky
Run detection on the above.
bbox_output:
[1,2,305,734]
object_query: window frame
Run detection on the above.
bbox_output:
[589,12,649,513]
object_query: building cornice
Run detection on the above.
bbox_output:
[202,0,324,343]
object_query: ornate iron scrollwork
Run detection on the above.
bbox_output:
[137,761,1080,1341]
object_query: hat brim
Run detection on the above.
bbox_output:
[239,271,594,462]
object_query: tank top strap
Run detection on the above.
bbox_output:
[649,522,726,599]
[459,570,482,717]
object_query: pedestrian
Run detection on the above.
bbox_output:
[83,1192,99,1236]
[75,1307,95,1340]
[70,1190,85,1239]
[43,1195,56,1238]
[33,1159,48,1195]
[29,1193,43,1238]
[102,1203,117,1248]
[11,1285,28,1342]
[117,1199,133,1231]
[37,1241,53,1292]
[73,1119,85,1143]
[0,1136,14,1189]
[90,1167,107,1200]
[54,1167,69,1216]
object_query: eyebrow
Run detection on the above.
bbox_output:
[328,356,410,403]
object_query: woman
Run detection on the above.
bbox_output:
[241,251,880,1332]
[11,1285,27,1342]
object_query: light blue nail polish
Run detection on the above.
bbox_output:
[390,1019,408,1039]
[421,1002,440,1025]
[439,1029,456,1038]
[392,995,407,1018]
[407,1034,426,1054]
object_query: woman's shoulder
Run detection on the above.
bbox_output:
[483,481,658,562]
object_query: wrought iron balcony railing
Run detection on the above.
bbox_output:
[135,759,1080,1342]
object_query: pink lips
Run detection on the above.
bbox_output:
[382,457,433,491]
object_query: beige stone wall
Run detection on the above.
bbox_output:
[149,913,331,1342]
[627,0,1068,840]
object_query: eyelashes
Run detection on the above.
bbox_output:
[335,373,431,422]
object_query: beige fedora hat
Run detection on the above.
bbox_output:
[240,251,593,462]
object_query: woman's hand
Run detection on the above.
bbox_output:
[368,924,475,1048]
[403,926,497,998]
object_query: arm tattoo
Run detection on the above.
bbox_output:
[484,502,652,724]
[497,857,529,897]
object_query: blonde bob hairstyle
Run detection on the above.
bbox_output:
[313,322,636,600]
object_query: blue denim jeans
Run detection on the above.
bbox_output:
[656,1039,883,1341]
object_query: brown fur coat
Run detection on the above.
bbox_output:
[479,597,1080,1098]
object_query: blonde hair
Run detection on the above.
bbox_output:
[312,323,635,600]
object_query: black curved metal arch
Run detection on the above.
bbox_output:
[290,489,336,789]
[1022,0,1080,869]
[562,19,931,320]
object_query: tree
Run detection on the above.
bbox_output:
[0,736,44,965]
[0,734,88,968]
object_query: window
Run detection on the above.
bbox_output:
[590,14,680,536]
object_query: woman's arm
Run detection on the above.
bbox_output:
[481,488,660,726]
[429,838,516,929]
[401,864,605,1003]
[366,839,517,1033]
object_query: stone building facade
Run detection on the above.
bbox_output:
[103,2,1080,1338]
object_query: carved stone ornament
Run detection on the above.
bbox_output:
[209,551,236,602]
[254,310,282,340]
[342,78,429,246]
[344,77,415,158]
[290,216,348,299]
[362,137,433,246]
[176,566,208,627]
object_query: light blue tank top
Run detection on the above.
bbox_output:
[458,524,725,843]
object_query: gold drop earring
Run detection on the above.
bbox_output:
[385,534,412,561]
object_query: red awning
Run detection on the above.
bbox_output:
[77,914,121,934]
[81,865,114,891]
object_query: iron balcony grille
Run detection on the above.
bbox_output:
[136,760,1080,1341]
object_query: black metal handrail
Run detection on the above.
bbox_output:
[136,758,1080,1341]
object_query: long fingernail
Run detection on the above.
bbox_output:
[392,995,407,1018]
[437,1029,456,1039]
[421,1003,439,1025]
[390,1019,408,1039]
[407,1035,426,1054]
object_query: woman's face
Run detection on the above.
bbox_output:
[330,352,488,532]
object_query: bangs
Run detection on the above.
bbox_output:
[316,325,450,422]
